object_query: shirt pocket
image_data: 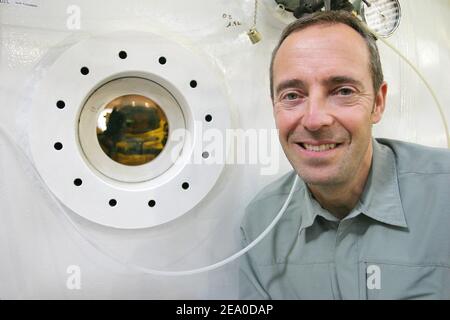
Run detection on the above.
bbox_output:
[360,261,450,299]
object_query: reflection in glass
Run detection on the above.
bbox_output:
[96,94,169,166]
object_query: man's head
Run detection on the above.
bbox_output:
[270,11,384,99]
[271,10,387,188]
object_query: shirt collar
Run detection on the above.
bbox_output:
[298,138,408,234]
[358,138,408,228]
[297,181,339,234]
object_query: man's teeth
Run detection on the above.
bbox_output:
[302,143,337,152]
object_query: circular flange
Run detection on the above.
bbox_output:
[30,31,231,229]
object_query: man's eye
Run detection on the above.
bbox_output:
[336,87,354,96]
[283,92,300,100]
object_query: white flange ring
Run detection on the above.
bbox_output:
[29,31,231,229]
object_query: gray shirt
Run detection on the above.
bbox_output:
[239,138,450,299]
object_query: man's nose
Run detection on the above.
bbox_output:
[300,94,334,131]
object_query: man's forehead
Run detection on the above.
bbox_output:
[279,23,368,55]
[273,23,371,81]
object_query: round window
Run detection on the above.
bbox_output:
[78,77,186,183]
[96,94,169,166]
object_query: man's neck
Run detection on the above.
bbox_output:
[308,144,373,220]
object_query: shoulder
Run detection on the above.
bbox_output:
[376,138,450,175]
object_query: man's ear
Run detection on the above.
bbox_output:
[371,82,387,124]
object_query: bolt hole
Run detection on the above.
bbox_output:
[80,66,89,75]
[74,178,82,186]
[182,182,190,190]
[202,151,209,159]
[148,200,156,207]
[56,100,65,109]
[109,199,117,207]
[159,56,167,65]
[205,114,213,122]
[54,142,63,150]
[118,51,127,59]
[190,80,197,88]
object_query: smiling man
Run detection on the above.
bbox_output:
[239,11,450,299]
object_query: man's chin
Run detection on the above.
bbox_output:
[296,169,342,187]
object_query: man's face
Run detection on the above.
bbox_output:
[272,23,386,187]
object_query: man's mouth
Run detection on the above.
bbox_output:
[297,143,341,152]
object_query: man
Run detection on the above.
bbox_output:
[239,10,450,299]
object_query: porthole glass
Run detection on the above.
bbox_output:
[96,94,169,166]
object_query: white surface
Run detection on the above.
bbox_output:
[0,0,449,299]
